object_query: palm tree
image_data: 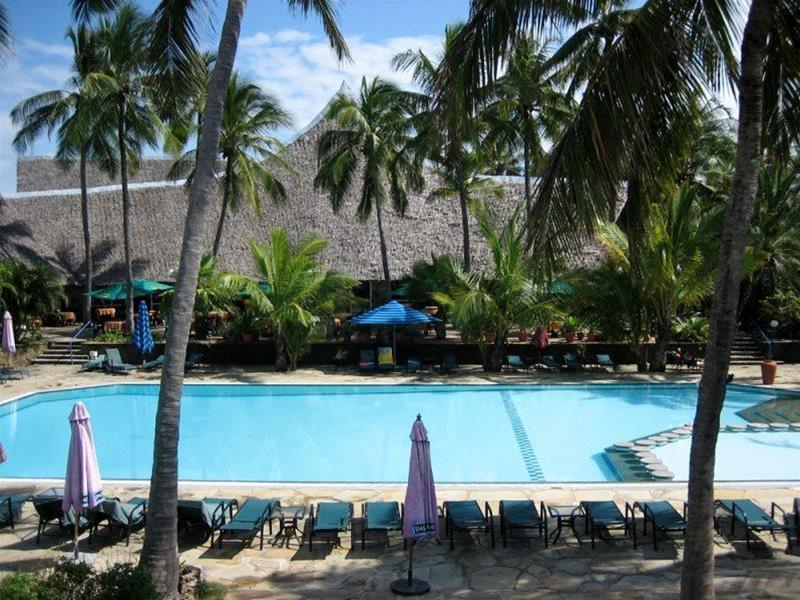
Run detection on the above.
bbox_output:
[442,2,798,595]
[246,229,357,371]
[170,72,293,257]
[11,24,115,325]
[482,35,572,213]
[87,4,161,333]
[0,2,10,63]
[315,76,423,284]
[0,260,67,340]
[69,0,349,594]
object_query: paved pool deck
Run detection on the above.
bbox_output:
[1,362,800,597]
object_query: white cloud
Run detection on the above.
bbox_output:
[273,29,314,44]
[18,38,74,59]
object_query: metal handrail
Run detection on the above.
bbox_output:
[750,320,773,360]
[69,320,93,365]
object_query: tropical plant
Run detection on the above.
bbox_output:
[442,2,799,593]
[85,4,162,333]
[315,76,423,283]
[11,23,116,324]
[0,260,67,340]
[245,229,356,371]
[434,203,551,371]
[760,289,800,338]
[170,72,293,257]
[67,0,349,594]
[672,316,710,342]
[403,254,460,308]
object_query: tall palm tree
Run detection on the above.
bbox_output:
[441,1,799,596]
[11,24,115,324]
[71,1,349,595]
[315,76,423,284]
[88,4,161,333]
[170,73,293,257]
[0,2,10,63]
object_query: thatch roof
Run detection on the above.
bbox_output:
[1,92,613,285]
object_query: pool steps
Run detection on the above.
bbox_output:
[605,421,800,482]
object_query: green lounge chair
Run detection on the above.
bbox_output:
[178,497,238,546]
[1,367,29,379]
[631,501,686,550]
[332,349,349,371]
[360,501,403,549]
[499,500,547,547]
[444,500,494,549]
[88,497,147,546]
[359,349,376,374]
[185,353,203,370]
[216,498,277,551]
[33,495,89,545]
[581,501,632,549]
[562,353,582,370]
[772,498,799,546]
[538,355,560,371]
[80,354,106,372]
[505,355,527,371]
[595,354,618,371]
[406,356,422,373]
[308,502,353,551]
[715,499,793,550]
[0,493,29,529]
[139,354,164,371]
[105,348,136,373]
[438,354,457,374]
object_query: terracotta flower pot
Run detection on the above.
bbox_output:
[242,332,256,343]
[577,331,585,340]
[517,331,530,342]
[485,332,497,343]
[761,359,777,385]
[586,331,597,342]
[564,331,576,343]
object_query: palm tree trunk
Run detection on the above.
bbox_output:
[140,1,247,596]
[374,199,391,284]
[649,318,669,372]
[523,117,532,215]
[118,100,135,334]
[486,330,507,372]
[457,175,471,269]
[80,148,93,324]
[680,1,774,598]
[212,164,232,257]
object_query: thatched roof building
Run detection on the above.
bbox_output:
[0,92,608,285]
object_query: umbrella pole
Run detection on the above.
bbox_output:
[390,539,430,595]
[73,520,79,560]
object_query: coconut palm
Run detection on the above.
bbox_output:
[434,202,552,371]
[246,229,356,371]
[0,260,67,340]
[442,1,799,594]
[70,0,349,593]
[170,72,293,257]
[85,4,161,333]
[0,2,10,63]
[315,76,423,284]
[11,24,116,324]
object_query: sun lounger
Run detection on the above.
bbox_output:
[715,499,793,550]
[139,354,164,371]
[505,355,527,371]
[771,498,799,547]
[499,500,547,547]
[377,346,395,371]
[562,353,583,370]
[438,354,457,374]
[88,497,147,546]
[359,349,376,374]
[32,494,89,544]
[631,501,686,549]
[216,498,277,551]
[444,500,494,549]
[178,497,238,546]
[80,354,106,372]
[538,355,560,371]
[581,501,632,549]
[360,501,403,549]
[0,493,29,529]
[105,348,136,374]
[595,354,618,371]
[308,502,353,551]
[332,349,349,371]
[185,353,204,370]
[406,356,422,373]
[1,366,29,379]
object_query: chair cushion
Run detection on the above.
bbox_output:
[315,502,351,531]
[446,501,484,528]
[365,502,400,529]
[501,500,542,527]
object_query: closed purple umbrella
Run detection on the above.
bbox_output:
[392,414,438,596]
[63,402,103,558]
[2,311,15,367]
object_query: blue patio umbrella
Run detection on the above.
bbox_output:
[132,300,154,364]
[351,300,441,358]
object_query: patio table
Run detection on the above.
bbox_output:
[269,504,306,548]
[547,504,583,544]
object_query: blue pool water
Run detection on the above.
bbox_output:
[0,383,797,482]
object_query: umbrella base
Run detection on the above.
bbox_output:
[390,578,430,596]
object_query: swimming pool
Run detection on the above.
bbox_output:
[1,383,797,482]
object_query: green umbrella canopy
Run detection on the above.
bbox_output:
[89,280,174,300]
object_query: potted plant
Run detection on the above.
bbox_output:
[586,329,598,342]
[562,316,580,343]
[517,330,530,342]
[229,308,263,343]
[220,322,239,343]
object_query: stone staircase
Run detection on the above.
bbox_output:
[32,339,88,365]
[729,331,767,365]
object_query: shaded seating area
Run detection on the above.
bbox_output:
[104,348,136,374]
[308,502,353,551]
[177,497,238,546]
[0,493,29,529]
[715,499,794,550]
[499,500,547,547]
[630,501,686,549]
[581,501,632,549]
[562,353,583,370]
[32,490,90,545]
[405,355,422,373]
[438,354,457,374]
[444,500,494,549]
[377,346,395,371]
[88,497,148,546]
[505,355,528,371]
[359,501,403,549]
[595,354,618,371]
[216,498,277,551]
[358,349,376,374]
[538,355,560,371]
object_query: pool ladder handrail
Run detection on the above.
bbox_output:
[69,320,94,365]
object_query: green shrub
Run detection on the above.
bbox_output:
[194,579,227,599]
[0,572,47,600]
[671,316,710,342]
[92,331,130,343]
[92,564,160,600]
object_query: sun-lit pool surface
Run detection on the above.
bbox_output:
[1,383,798,482]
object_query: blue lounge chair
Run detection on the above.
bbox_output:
[438,354,457,374]
[1,366,29,379]
[332,349,349,371]
[377,346,395,371]
[88,497,148,546]
[505,355,528,371]
[185,353,203,370]
[178,497,238,546]
[715,499,794,550]
[216,498,277,551]
[406,356,422,373]
[595,354,618,371]
[631,501,686,549]
[581,501,632,549]
[360,501,403,549]
[0,493,29,530]
[105,348,136,374]
[499,500,547,548]
[562,353,583,370]
[32,493,89,544]
[444,500,494,549]
[139,354,164,371]
[359,349,376,374]
[308,502,353,551]
[538,355,560,371]
[80,354,106,372]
